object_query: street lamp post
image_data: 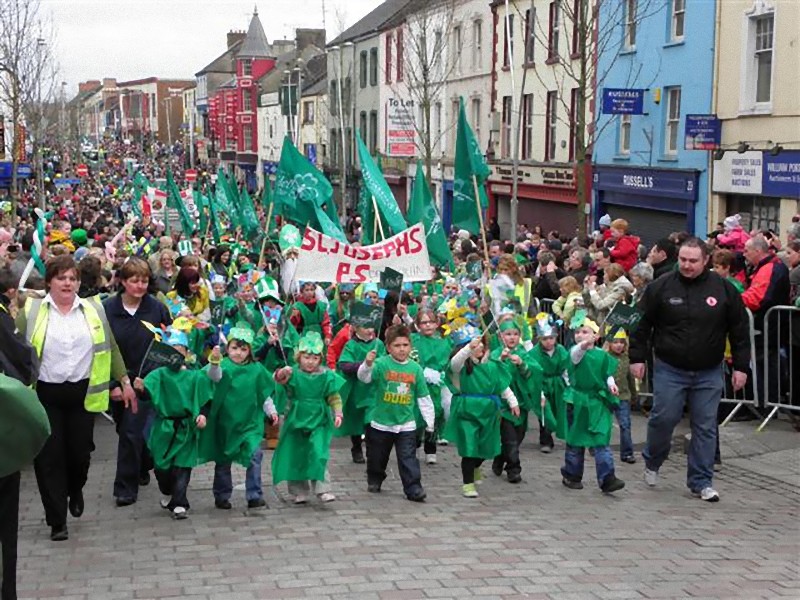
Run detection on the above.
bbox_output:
[330,45,349,218]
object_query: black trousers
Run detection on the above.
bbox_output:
[365,426,423,497]
[461,457,484,484]
[33,380,93,528]
[113,395,154,501]
[494,418,526,477]
[154,467,192,509]
[0,471,20,600]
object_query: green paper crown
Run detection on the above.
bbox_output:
[297,331,324,355]
[228,321,255,346]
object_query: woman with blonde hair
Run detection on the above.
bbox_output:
[584,263,634,325]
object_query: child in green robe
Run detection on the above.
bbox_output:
[290,282,332,345]
[328,283,355,336]
[490,317,550,484]
[358,324,433,502]
[411,309,453,464]
[529,313,571,453]
[269,331,345,504]
[444,327,520,499]
[336,323,385,463]
[136,328,215,520]
[205,323,276,511]
[560,314,625,494]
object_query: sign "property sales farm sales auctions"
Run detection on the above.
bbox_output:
[295,223,432,283]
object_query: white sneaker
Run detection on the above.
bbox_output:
[643,468,659,487]
[693,487,720,502]
[159,495,171,509]
[317,492,336,503]
[294,494,308,504]
[171,506,187,520]
[437,438,449,446]
[426,454,437,465]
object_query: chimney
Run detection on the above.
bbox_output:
[102,77,117,89]
[227,30,246,48]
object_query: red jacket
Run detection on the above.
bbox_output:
[610,234,641,272]
[326,323,351,369]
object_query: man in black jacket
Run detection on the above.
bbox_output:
[629,238,749,502]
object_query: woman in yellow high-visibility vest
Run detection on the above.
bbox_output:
[16,255,133,542]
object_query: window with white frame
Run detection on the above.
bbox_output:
[619,114,631,155]
[243,91,252,112]
[503,14,514,67]
[625,0,637,49]
[548,1,559,60]
[242,124,253,150]
[524,8,536,63]
[522,94,534,160]
[242,59,252,76]
[754,15,773,103]
[546,91,558,160]
[664,87,681,155]
[453,25,462,73]
[471,97,481,149]
[472,20,482,70]
[670,0,685,41]
[434,101,442,154]
[451,99,461,152]
[501,96,512,158]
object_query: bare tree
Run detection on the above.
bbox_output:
[508,0,662,237]
[389,0,461,193]
[0,0,59,212]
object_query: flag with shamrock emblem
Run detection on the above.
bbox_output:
[452,96,490,235]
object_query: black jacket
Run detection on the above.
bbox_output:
[652,258,677,280]
[629,270,750,372]
[103,293,172,378]
[0,295,38,385]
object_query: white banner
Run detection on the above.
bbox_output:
[295,223,431,283]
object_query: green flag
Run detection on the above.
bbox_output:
[408,160,453,270]
[132,172,151,219]
[274,136,346,242]
[355,133,407,237]
[215,168,242,229]
[205,187,222,245]
[166,168,195,235]
[194,189,208,236]
[238,186,261,239]
[453,96,490,235]
[357,178,374,245]
[260,178,279,235]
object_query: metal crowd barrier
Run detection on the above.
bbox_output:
[719,307,761,426]
[757,305,799,431]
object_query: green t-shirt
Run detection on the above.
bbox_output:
[368,356,430,427]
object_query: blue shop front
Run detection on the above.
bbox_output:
[594,165,700,246]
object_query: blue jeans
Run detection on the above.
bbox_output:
[614,400,634,459]
[561,445,615,488]
[213,448,264,502]
[643,359,723,492]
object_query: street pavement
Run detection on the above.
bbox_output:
[14,411,800,600]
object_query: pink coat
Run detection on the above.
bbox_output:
[717,227,750,253]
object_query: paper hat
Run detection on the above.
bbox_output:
[297,331,324,355]
[164,328,189,348]
[339,283,356,293]
[449,323,480,347]
[254,276,283,303]
[228,321,255,346]
[533,312,560,338]
[569,309,599,333]
[177,239,193,257]
[498,317,521,332]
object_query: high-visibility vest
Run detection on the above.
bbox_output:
[25,296,113,412]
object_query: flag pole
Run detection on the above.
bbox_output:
[257,202,275,267]
[472,174,490,268]
[371,196,386,241]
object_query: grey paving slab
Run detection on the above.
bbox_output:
[12,413,800,599]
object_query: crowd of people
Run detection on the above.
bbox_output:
[1,139,799,600]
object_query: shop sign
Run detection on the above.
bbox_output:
[684,114,720,150]
[491,165,575,189]
[712,151,762,195]
[595,166,697,201]
[601,88,645,115]
[385,98,415,157]
[762,150,800,199]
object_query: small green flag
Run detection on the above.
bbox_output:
[215,168,242,229]
[238,187,261,240]
[453,97,490,235]
[355,134,407,237]
[166,169,196,235]
[408,160,453,270]
[357,177,375,245]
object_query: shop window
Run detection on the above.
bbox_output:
[728,195,780,233]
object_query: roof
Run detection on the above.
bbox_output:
[237,9,272,58]
[196,39,243,76]
[327,0,415,46]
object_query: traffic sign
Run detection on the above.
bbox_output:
[185,168,198,182]
[76,164,88,177]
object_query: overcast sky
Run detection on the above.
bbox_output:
[40,0,382,94]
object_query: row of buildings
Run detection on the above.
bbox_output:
[70,0,799,242]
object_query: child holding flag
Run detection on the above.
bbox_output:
[560,313,625,494]
[203,323,275,510]
[269,331,345,503]
[444,327,520,498]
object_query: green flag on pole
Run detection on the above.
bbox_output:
[206,187,222,245]
[453,97,490,235]
[238,186,261,239]
[355,133,407,237]
[215,168,242,229]
[274,136,346,242]
[357,178,374,245]
[166,168,195,235]
[260,177,279,235]
[408,160,453,270]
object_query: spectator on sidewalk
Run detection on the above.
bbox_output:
[608,219,640,273]
[647,238,677,280]
[630,238,749,502]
